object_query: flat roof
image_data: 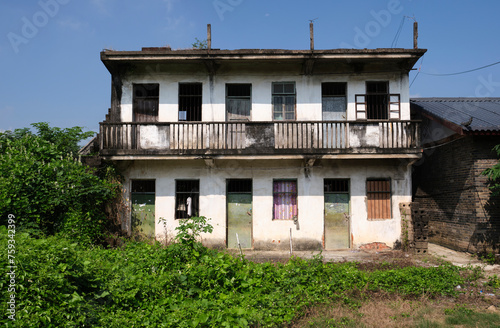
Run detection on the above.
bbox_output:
[101,47,426,74]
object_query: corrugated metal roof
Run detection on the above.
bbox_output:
[410,98,500,132]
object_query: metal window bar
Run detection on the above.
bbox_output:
[175,180,200,219]
[179,83,202,122]
[366,179,391,219]
[366,82,389,120]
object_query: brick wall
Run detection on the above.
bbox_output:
[413,135,500,252]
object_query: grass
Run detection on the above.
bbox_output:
[292,297,500,328]
[1,230,499,327]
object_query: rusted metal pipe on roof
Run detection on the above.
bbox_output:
[413,21,418,49]
[310,22,314,51]
[207,24,211,50]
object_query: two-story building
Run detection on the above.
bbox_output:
[98,39,426,250]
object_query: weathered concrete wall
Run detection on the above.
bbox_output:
[119,159,412,250]
[413,135,500,252]
[118,71,410,123]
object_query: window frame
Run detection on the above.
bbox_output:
[175,179,200,219]
[272,82,296,121]
[133,83,159,122]
[273,179,298,220]
[366,178,392,220]
[321,82,347,121]
[226,83,252,122]
[365,81,389,120]
[178,83,202,122]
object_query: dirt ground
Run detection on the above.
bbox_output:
[235,242,500,277]
[237,243,500,275]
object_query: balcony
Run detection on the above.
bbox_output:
[99,121,421,158]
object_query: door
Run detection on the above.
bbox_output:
[227,179,252,248]
[131,180,156,239]
[324,179,350,249]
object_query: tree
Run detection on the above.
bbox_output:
[482,144,500,195]
[0,123,121,242]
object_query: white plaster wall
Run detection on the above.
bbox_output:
[121,159,412,249]
[119,71,410,123]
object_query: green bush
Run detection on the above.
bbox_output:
[0,123,121,242]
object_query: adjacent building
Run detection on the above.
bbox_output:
[411,98,500,252]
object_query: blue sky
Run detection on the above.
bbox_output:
[1,0,500,134]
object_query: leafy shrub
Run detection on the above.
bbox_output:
[175,216,213,248]
[0,123,121,242]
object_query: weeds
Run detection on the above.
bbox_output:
[0,230,487,327]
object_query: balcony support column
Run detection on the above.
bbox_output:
[204,158,216,168]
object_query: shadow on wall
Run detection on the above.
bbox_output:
[469,185,500,252]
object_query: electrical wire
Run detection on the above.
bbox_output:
[410,54,425,88]
[421,60,500,76]
[391,17,405,48]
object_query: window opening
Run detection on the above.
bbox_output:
[175,180,200,219]
[179,83,202,121]
[133,84,159,122]
[273,180,298,220]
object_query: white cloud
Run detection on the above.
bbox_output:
[164,0,178,13]
[165,15,185,31]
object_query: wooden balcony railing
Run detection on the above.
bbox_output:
[99,121,420,156]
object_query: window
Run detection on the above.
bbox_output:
[175,180,199,219]
[133,84,159,122]
[366,81,388,120]
[366,179,391,219]
[272,82,296,120]
[226,84,251,121]
[273,180,297,220]
[227,179,252,193]
[322,82,347,120]
[179,83,202,121]
[132,180,155,193]
[324,179,349,193]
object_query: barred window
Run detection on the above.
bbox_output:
[175,180,199,219]
[366,179,391,219]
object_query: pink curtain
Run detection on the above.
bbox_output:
[273,181,297,220]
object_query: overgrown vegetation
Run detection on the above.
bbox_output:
[0,123,121,243]
[1,223,490,327]
[482,144,500,195]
